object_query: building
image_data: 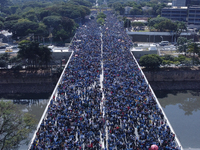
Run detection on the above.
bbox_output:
[172,0,186,6]
[161,6,188,22]
[187,0,200,6]
[188,5,200,27]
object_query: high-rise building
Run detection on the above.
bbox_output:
[172,0,186,6]
[161,7,188,22]
[186,0,200,6]
[188,5,200,26]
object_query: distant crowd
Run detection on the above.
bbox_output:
[30,11,181,150]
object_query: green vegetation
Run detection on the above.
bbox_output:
[0,40,52,69]
[132,22,145,27]
[0,101,36,150]
[108,0,166,16]
[177,37,192,55]
[0,0,92,44]
[161,55,191,67]
[188,43,200,65]
[123,18,131,28]
[139,54,196,69]
[96,12,106,25]
[147,16,187,33]
[17,40,52,68]
[139,54,162,69]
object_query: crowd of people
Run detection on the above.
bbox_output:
[30,11,181,150]
[101,12,180,150]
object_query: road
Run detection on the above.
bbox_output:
[0,46,71,54]
[137,42,177,50]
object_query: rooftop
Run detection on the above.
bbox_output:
[163,6,188,9]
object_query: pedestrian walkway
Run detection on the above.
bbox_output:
[29,11,182,150]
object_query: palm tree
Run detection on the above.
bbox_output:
[18,41,52,68]
[188,42,200,65]
[38,46,52,68]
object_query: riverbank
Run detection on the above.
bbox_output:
[0,67,200,94]
[0,69,58,94]
[143,67,200,91]
[149,81,200,91]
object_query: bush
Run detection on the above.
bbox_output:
[0,60,6,68]
[139,54,162,69]
[12,64,23,70]
[97,18,104,25]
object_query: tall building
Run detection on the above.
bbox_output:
[185,0,200,6]
[188,5,200,27]
[172,0,186,6]
[161,7,188,22]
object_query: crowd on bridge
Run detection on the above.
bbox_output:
[30,11,181,150]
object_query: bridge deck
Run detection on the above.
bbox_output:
[29,11,182,150]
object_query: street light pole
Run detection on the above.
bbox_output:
[160,36,163,41]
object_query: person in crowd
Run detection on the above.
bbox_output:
[31,11,181,150]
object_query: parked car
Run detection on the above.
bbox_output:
[5,49,13,52]
[0,45,6,49]
[159,41,169,46]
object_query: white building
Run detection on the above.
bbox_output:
[172,0,186,6]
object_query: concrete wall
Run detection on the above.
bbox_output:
[144,69,200,90]
[131,51,158,59]
[144,70,200,82]
[128,34,198,43]
[52,51,72,61]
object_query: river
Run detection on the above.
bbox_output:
[155,90,200,150]
[0,93,50,150]
[0,90,200,150]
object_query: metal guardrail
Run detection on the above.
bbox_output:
[130,49,183,150]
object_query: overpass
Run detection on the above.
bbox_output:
[29,11,182,150]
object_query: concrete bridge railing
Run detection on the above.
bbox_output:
[130,49,183,150]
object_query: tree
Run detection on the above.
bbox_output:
[10,6,19,14]
[174,55,187,64]
[154,19,177,32]
[38,46,52,67]
[0,101,36,150]
[0,53,10,65]
[130,7,143,15]
[97,12,106,19]
[22,10,38,22]
[68,0,92,8]
[132,22,145,27]
[97,18,104,26]
[4,14,21,32]
[176,21,187,36]
[161,55,175,67]
[177,37,188,55]
[43,16,61,29]
[17,40,52,68]
[0,16,5,22]
[12,19,39,39]
[188,42,200,65]
[0,60,6,68]
[148,16,168,28]
[35,22,48,37]
[5,14,21,21]
[61,17,76,37]
[112,2,125,15]
[139,54,162,69]
[124,19,131,28]
[0,21,4,31]
[0,0,9,12]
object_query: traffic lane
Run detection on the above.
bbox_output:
[0,48,19,54]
